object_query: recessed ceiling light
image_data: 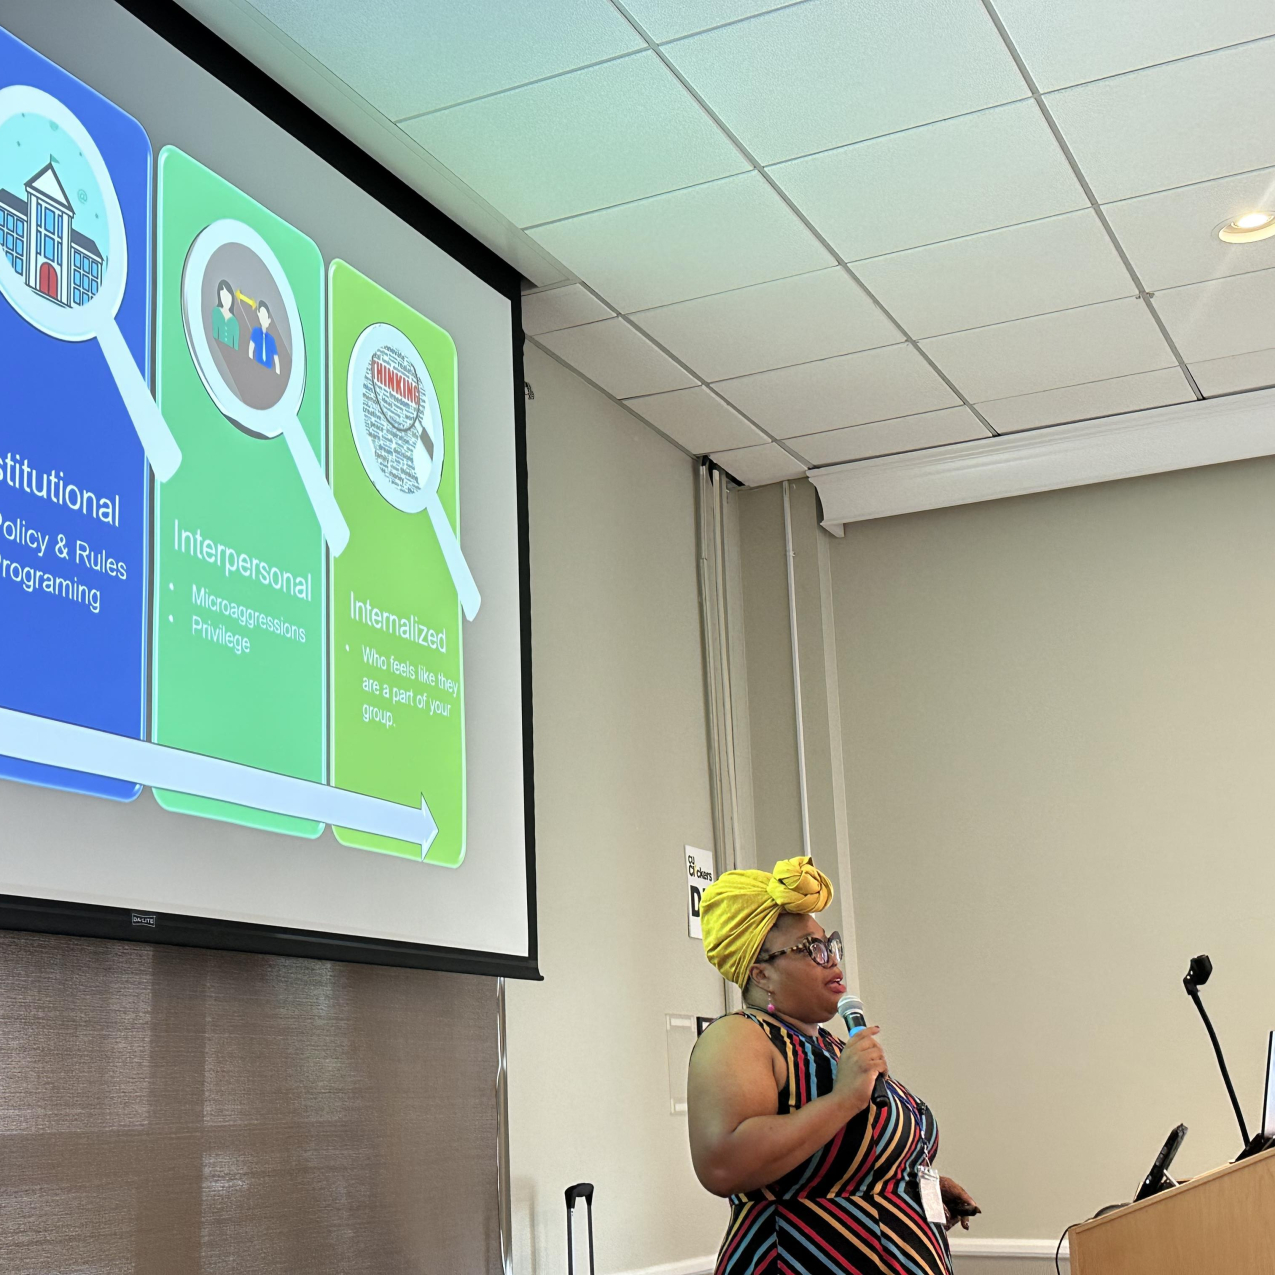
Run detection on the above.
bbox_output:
[1216,211,1275,243]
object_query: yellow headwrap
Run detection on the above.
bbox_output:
[700,856,834,988]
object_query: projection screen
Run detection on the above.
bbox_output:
[0,0,537,979]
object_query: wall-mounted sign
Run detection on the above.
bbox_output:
[686,845,714,940]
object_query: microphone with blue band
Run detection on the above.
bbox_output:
[837,993,891,1110]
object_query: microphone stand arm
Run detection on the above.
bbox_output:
[1185,980,1250,1148]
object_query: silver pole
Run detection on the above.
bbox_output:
[783,481,812,859]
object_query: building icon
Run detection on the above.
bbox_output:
[0,160,104,308]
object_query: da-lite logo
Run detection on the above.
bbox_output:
[130,911,156,929]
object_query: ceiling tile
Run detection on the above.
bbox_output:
[403,53,748,227]
[1046,39,1275,204]
[769,101,1087,261]
[977,368,1194,432]
[1189,347,1275,396]
[710,442,807,486]
[714,344,960,438]
[789,407,988,466]
[994,0,1275,92]
[629,268,900,381]
[855,210,1133,338]
[1102,168,1275,292]
[1152,267,1275,363]
[662,0,1024,165]
[534,319,698,398]
[529,172,834,312]
[245,0,643,119]
[921,297,1176,400]
[623,386,768,452]
[522,284,615,336]
[622,0,792,42]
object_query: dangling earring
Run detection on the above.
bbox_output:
[767,1001,776,1015]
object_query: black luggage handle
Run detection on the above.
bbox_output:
[565,1182,594,1209]
[565,1182,595,1275]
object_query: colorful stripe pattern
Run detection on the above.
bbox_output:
[714,1012,954,1275]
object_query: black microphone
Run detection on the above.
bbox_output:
[837,993,890,1110]
[1182,954,1251,1150]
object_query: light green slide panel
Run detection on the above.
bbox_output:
[151,146,327,835]
[328,260,467,866]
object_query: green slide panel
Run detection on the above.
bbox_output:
[151,147,326,835]
[328,260,466,866]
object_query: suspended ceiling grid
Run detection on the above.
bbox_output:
[199,0,1275,484]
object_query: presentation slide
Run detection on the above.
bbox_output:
[0,3,533,973]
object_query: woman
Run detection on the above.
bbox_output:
[689,857,978,1275]
[211,279,239,351]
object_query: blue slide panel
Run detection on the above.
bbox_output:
[0,27,151,800]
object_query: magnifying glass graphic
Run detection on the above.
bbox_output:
[0,85,181,481]
[181,218,349,556]
[348,322,480,620]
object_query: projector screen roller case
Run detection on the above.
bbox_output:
[0,6,535,978]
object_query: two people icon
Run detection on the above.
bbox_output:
[211,277,279,375]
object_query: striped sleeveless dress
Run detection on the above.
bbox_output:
[714,1011,954,1275]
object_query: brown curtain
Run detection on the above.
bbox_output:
[0,929,500,1274]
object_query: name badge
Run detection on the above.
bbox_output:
[918,1166,945,1226]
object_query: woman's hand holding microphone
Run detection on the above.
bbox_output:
[832,1024,887,1117]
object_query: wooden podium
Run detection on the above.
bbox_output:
[1069,1147,1275,1274]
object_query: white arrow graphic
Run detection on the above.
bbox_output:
[0,707,438,856]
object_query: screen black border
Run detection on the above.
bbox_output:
[0,0,540,982]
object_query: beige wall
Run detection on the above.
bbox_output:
[507,346,728,1275]
[736,484,805,864]
[733,481,854,959]
[825,456,1275,1245]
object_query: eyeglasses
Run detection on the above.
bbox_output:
[756,931,843,969]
